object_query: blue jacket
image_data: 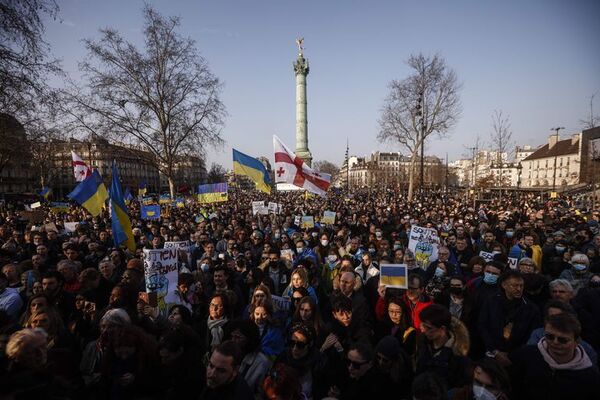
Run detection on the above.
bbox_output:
[259,325,285,358]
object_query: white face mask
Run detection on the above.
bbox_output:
[321,239,329,246]
[472,384,498,400]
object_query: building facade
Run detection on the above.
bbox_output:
[347,151,444,189]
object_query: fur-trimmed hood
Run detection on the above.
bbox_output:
[446,316,470,356]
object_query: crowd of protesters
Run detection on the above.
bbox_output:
[0,187,599,399]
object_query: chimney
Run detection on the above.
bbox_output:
[572,133,580,145]
[548,134,559,149]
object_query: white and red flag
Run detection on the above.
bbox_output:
[273,135,331,196]
[71,150,92,182]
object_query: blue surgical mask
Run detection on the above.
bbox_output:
[555,246,566,253]
[505,231,514,238]
[435,267,445,278]
[483,272,498,285]
[201,263,209,272]
[573,263,587,271]
[393,244,402,251]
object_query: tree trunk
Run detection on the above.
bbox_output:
[407,150,418,202]
[168,176,176,199]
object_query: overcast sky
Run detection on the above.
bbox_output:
[43,0,600,169]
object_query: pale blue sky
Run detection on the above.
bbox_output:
[43,0,600,168]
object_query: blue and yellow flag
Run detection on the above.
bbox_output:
[39,186,52,200]
[110,162,136,252]
[124,187,133,204]
[67,170,108,217]
[232,149,271,194]
[379,264,408,289]
[141,204,161,220]
[159,194,171,204]
[197,183,228,203]
[138,180,147,196]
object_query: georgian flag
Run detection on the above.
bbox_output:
[71,150,92,182]
[273,135,331,196]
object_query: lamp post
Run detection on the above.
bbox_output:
[551,126,565,195]
[517,162,522,195]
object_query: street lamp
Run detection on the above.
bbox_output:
[551,126,565,195]
[517,162,522,191]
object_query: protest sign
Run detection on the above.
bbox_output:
[143,248,179,315]
[30,202,41,209]
[268,202,281,214]
[64,222,79,233]
[50,202,70,213]
[379,264,408,289]
[252,201,268,215]
[508,257,519,270]
[159,194,171,204]
[479,251,495,263]
[271,295,292,312]
[322,210,336,225]
[165,240,191,264]
[294,215,301,226]
[301,216,315,229]
[280,249,294,261]
[44,222,58,233]
[408,226,440,268]
[142,196,154,205]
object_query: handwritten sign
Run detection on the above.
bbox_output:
[408,226,440,268]
[143,248,179,315]
[322,211,336,225]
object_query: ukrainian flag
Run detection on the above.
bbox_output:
[379,264,408,289]
[67,170,108,217]
[232,149,271,194]
[110,162,136,252]
[138,180,147,196]
[197,183,228,203]
[124,187,133,204]
[39,187,52,200]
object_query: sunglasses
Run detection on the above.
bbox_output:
[289,340,308,350]
[347,358,369,369]
[544,332,571,344]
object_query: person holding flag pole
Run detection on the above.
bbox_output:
[110,161,136,252]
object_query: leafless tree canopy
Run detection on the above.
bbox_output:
[490,110,513,162]
[313,160,339,176]
[378,53,461,200]
[207,163,226,184]
[0,0,61,116]
[62,5,226,196]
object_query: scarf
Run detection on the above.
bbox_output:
[537,337,593,370]
[207,316,228,347]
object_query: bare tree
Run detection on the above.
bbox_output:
[490,110,514,187]
[580,91,599,130]
[62,5,226,197]
[207,163,226,184]
[0,0,61,117]
[378,53,461,201]
[313,160,340,176]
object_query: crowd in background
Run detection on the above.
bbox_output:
[0,188,599,399]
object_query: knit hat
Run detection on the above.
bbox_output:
[127,258,144,273]
[375,335,401,360]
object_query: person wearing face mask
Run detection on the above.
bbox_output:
[293,238,317,269]
[313,233,331,266]
[559,253,592,295]
[478,270,542,366]
[321,248,342,296]
[262,249,290,297]
[542,238,572,279]
[437,276,474,329]
[450,358,511,400]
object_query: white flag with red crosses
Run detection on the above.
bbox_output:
[272,135,331,196]
[71,150,92,182]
